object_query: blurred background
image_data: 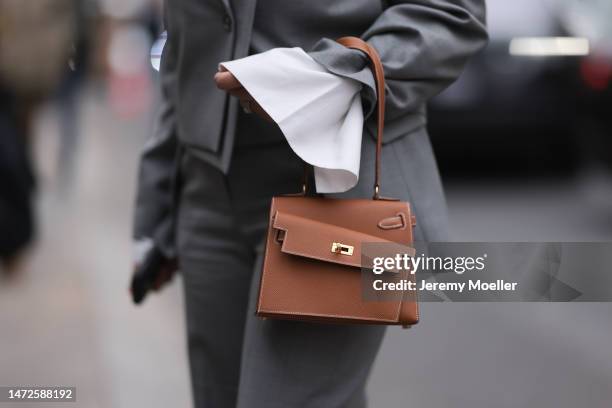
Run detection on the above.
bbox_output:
[0,0,610,407]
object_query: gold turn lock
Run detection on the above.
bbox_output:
[331,242,354,256]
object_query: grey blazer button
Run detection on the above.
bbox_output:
[223,14,232,31]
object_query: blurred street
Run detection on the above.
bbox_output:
[0,83,190,408]
[1,82,610,407]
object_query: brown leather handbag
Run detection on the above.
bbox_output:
[257,37,419,327]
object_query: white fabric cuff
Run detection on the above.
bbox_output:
[220,47,364,193]
[133,237,154,267]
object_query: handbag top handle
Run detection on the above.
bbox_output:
[336,36,386,200]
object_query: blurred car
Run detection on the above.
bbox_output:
[565,0,612,170]
[428,0,612,176]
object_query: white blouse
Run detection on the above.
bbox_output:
[220,47,364,193]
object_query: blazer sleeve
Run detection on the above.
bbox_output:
[132,27,179,259]
[308,0,488,125]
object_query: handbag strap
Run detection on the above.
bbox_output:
[335,37,385,199]
[299,37,386,199]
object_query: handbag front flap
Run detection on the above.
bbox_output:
[272,210,415,269]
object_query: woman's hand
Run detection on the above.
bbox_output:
[214,67,272,121]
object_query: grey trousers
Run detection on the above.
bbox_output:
[177,142,387,407]
[177,119,448,407]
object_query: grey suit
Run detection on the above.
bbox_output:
[134,1,487,407]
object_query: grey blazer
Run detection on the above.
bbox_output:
[134,0,488,257]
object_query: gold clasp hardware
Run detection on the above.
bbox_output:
[331,242,354,256]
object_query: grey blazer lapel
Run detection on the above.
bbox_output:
[218,0,232,16]
[230,0,258,58]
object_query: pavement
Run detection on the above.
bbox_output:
[0,83,610,408]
